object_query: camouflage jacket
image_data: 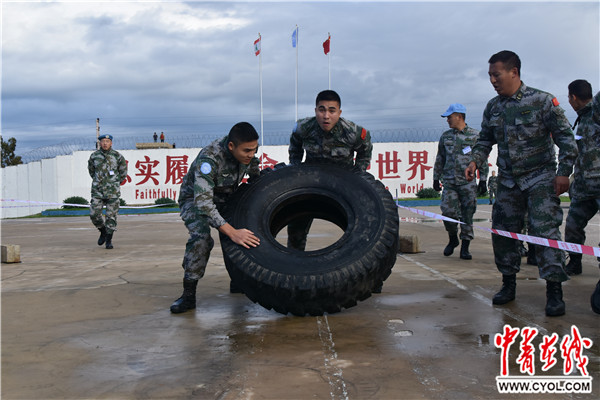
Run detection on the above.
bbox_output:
[88,148,127,199]
[289,116,372,171]
[472,82,578,190]
[572,101,600,183]
[178,136,260,228]
[433,124,488,185]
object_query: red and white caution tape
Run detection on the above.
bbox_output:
[397,204,600,257]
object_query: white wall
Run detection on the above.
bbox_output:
[1,143,498,218]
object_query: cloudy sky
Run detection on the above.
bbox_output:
[1,0,599,155]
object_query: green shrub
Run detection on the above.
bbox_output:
[416,187,440,199]
[62,196,89,209]
[120,198,127,206]
[155,197,176,205]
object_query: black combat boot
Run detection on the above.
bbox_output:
[492,274,516,305]
[443,233,459,256]
[545,281,565,316]
[565,254,582,276]
[170,278,198,313]
[97,227,107,245]
[105,232,114,249]
[459,240,472,260]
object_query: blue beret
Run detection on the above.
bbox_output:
[99,134,113,141]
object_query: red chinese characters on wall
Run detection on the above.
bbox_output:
[135,156,160,185]
[376,150,432,181]
[120,149,434,187]
[164,156,189,185]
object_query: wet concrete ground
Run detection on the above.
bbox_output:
[1,204,599,399]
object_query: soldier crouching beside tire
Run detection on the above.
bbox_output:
[170,122,261,314]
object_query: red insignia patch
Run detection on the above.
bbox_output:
[552,98,559,107]
[361,128,367,140]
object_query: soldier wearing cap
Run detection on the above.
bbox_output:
[563,80,600,277]
[465,50,578,316]
[88,134,128,249]
[288,90,373,251]
[170,122,261,314]
[433,103,488,260]
[563,80,600,314]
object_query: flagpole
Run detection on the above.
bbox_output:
[258,33,263,169]
[328,32,331,89]
[295,25,298,122]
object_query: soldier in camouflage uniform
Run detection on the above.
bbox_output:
[592,91,600,314]
[288,89,372,252]
[433,103,488,260]
[88,134,127,249]
[488,171,497,205]
[564,80,600,277]
[465,51,578,317]
[170,122,261,314]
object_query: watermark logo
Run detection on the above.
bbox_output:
[495,324,593,394]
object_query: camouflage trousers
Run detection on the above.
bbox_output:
[492,179,568,282]
[181,216,215,281]
[287,217,313,251]
[90,197,120,234]
[565,178,600,267]
[440,181,477,241]
[489,187,496,203]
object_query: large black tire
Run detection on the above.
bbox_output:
[221,163,399,316]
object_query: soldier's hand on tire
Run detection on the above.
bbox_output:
[229,229,260,248]
[433,179,441,192]
[219,222,260,248]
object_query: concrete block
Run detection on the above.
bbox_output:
[1,244,21,263]
[398,235,420,253]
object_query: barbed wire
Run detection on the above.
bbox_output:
[19,127,442,164]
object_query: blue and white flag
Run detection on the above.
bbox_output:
[292,27,298,48]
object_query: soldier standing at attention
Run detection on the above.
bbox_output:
[488,170,497,205]
[563,80,600,280]
[88,133,128,249]
[287,89,373,251]
[465,50,578,316]
[171,122,261,314]
[433,103,488,260]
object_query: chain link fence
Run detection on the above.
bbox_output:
[19,127,441,164]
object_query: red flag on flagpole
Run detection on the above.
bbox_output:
[254,36,261,56]
[322,34,330,55]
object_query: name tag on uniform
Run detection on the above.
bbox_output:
[109,170,115,176]
[462,146,472,154]
[575,135,583,140]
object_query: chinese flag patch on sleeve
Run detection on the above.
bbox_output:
[552,97,560,107]
[361,128,367,140]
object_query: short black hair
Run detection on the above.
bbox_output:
[489,50,521,76]
[568,79,592,100]
[228,122,259,146]
[316,90,341,107]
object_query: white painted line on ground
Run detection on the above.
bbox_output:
[316,315,349,400]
